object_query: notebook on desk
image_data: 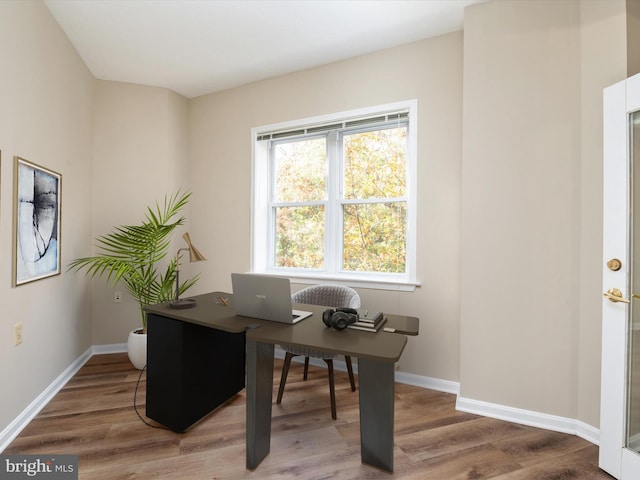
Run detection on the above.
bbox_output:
[231,273,313,324]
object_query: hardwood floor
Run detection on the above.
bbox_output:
[4,353,613,479]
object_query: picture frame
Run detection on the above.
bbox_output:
[13,156,62,286]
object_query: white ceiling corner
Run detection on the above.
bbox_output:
[43,0,484,98]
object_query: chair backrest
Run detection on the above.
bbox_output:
[291,284,361,309]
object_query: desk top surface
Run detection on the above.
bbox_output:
[145,292,418,362]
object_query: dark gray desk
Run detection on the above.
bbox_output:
[145,292,418,472]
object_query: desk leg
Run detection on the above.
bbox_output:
[246,339,274,470]
[358,358,395,472]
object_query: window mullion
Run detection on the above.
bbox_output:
[325,131,339,273]
[267,142,277,269]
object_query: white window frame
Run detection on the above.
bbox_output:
[251,100,418,291]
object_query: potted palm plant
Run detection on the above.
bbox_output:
[68,190,200,369]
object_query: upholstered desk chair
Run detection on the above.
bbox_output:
[276,284,360,419]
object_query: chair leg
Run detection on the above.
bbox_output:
[277,352,295,404]
[324,359,337,420]
[345,355,356,391]
[303,356,310,380]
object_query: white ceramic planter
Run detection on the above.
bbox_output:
[127,329,147,370]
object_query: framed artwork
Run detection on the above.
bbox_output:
[13,156,62,286]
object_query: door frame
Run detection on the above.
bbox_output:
[600,73,640,479]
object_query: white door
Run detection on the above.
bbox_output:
[600,73,640,479]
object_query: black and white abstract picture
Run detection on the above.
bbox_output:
[13,157,61,286]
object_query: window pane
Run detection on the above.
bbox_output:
[343,127,406,200]
[343,202,406,273]
[275,205,324,269]
[274,138,326,202]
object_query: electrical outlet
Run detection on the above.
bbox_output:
[13,323,23,346]
[114,291,122,303]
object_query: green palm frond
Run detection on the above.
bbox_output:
[68,190,200,331]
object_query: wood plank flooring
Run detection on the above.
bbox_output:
[4,353,614,479]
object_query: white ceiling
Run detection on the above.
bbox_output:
[44,0,482,99]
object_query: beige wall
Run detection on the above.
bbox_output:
[0,1,94,435]
[628,0,640,77]
[189,33,464,381]
[91,81,190,344]
[461,0,627,427]
[579,0,628,428]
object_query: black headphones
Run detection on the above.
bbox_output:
[322,308,359,330]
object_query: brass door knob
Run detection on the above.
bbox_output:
[604,288,630,303]
[607,258,622,271]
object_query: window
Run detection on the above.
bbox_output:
[252,101,417,290]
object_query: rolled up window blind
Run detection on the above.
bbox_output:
[256,111,408,142]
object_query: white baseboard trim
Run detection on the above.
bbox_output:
[2,345,600,453]
[395,371,461,395]
[456,396,600,445]
[92,343,126,355]
[577,421,600,445]
[275,346,461,394]
[0,347,94,452]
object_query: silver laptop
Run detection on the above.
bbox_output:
[231,273,313,324]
